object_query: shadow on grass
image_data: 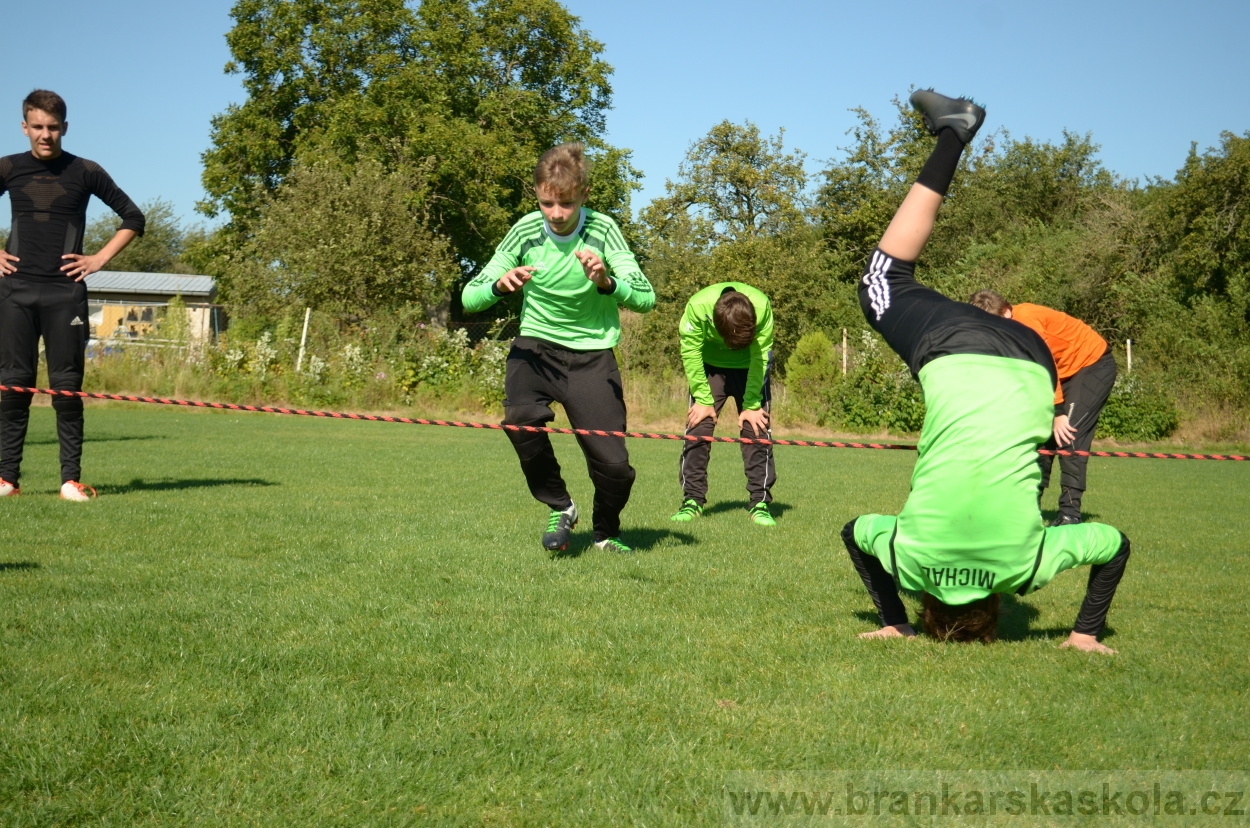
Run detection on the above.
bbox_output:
[703,500,792,520]
[852,609,884,627]
[0,562,40,572]
[1000,594,1118,642]
[552,527,697,559]
[26,434,165,446]
[97,478,278,495]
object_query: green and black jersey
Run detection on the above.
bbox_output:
[462,208,654,350]
[679,282,773,410]
[853,249,1124,605]
[852,354,1123,604]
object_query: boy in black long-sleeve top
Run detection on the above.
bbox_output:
[0,89,145,500]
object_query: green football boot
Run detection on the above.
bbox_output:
[670,499,703,522]
[749,501,776,527]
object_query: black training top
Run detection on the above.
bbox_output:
[0,151,145,282]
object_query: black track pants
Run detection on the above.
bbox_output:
[1072,533,1131,637]
[678,362,775,506]
[1039,348,1118,514]
[502,337,635,540]
[0,278,88,484]
[842,519,910,628]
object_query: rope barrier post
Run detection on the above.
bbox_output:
[295,308,311,374]
[1127,338,1132,374]
[842,328,848,377]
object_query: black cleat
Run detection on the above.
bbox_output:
[909,89,986,144]
[542,502,578,551]
[1048,513,1083,527]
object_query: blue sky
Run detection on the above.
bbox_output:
[2,0,1247,228]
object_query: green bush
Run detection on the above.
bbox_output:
[87,306,511,415]
[831,331,926,434]
[1096,373,1179,442]
[395,327,507,410]
[784,330,926,434]
[784,331,840,420]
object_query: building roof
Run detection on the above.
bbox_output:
[85,271,216,299]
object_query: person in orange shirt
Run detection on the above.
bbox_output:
[969,291,1118,525]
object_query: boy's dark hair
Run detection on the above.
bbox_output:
[921,592,1000,644]
[23,89,67,123]
[534,142,590,195]
[968,289,1011,317]
[713,289,756,350]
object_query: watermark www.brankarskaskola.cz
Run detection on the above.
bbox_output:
[723,772,1249,822]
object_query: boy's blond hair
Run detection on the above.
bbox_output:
[534,142,590,195]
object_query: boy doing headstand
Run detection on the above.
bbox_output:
[671,283,777,526]
[462,143,654,553]
[841,90,1130,654]
[0,90,145,500]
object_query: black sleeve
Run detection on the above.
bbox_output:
[842,519,910,628]
[84,160,145,236]
[1072,533,1131,636]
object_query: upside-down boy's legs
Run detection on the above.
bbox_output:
[877,91,977,261]
[858,92,986,370]
[877,184,946,263]
[841,519,914,637]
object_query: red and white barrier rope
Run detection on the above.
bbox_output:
[1,385,1244,461]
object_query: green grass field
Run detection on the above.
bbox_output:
[1,404,1247,825]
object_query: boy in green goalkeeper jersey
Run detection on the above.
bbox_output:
[841,90,1130,654]
[671,283,777,526]
[461,143,654,553]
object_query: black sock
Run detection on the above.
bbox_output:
[915,128,966,197]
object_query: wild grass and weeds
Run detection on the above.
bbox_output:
[83,310,1239,450]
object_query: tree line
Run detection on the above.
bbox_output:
[45,0,1248,437]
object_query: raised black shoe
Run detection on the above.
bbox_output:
[909,89,986,144]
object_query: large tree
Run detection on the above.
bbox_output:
[227,157,459,321]
[84,199,199,274]
[201,0,638,283]
[628,121,836,373]
[642,120,807,247]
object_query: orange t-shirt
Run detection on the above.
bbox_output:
[1009,303,1107,405]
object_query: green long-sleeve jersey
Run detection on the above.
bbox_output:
[461,208,654,350]
[853,353,1123,605]
[679,282,774,409]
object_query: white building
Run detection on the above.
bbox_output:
[84,271,219,341]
